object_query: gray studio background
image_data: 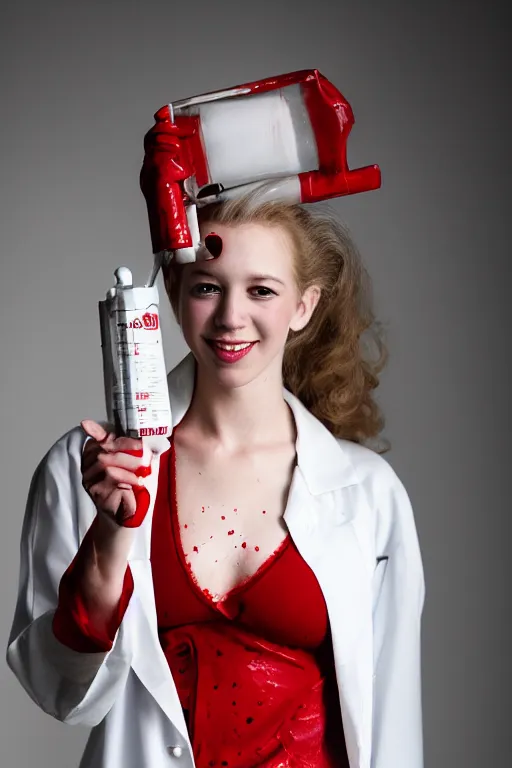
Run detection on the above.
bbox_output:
[0,1,509,766]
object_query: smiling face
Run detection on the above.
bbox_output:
[175,221,320,390]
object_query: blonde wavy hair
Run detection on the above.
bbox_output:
[163,195,389,453]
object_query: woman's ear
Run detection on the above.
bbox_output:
[289,285,322,332]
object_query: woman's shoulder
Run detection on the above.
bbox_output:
[334,437,416,535]
[334,437,401,491]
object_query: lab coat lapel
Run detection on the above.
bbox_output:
[128,559,193,750]
[283,392,374,768]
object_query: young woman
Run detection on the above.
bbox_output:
[7,197,425,768]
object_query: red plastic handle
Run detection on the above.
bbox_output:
[140,109,199,253]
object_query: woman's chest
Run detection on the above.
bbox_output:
[173,444,295,599]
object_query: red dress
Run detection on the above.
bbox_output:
[53,440,349,768]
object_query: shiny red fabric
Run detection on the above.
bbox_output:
[52,515,134,652]
[152,442,349,768]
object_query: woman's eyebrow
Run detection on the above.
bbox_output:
[248,274,286,285]
[189,269,285,286]
[188,268,218,280]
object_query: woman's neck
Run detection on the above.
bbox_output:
[181,365,296,454]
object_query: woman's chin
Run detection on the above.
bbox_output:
[203,364,262,389]
[194,352,274,390]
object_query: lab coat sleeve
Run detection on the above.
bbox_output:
[6,427,135,727]
[371,465,425,768]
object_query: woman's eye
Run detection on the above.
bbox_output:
[251,286,276,298]
[191,283,220,296]
[190,284,276,298]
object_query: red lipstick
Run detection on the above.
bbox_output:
[206,340,257,364]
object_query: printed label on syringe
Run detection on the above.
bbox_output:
[113,307,171,436]
[99,267,172,439]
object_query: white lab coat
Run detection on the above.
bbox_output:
[7,353,425,768]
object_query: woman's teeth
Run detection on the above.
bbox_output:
[214,342,252,351]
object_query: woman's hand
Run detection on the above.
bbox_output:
[80,419,150,527]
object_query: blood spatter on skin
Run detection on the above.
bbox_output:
[201,506,205,513]
[234,508,237,512]
[262,510,266,515]
[221,516,226,520]
[193,546,199,553]
[205,232,223,259]
[228,530,235,536]
[184,524,188,528]
[241,542,247,549]
[255,546,260,552]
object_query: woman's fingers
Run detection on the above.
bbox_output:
[103,435,143,454]
[83,448,146,475]
[81,419,109,444]
[82,462,145,491]
[81,420,143,454]
[80,420,150,525]
[89,485,137,520]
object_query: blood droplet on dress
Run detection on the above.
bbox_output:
[228,530,235,535]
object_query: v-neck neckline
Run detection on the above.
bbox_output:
[168,438,291,612]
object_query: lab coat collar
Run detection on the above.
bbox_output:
[167,353,359,498]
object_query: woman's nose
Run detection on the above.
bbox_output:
[213,290,246,330]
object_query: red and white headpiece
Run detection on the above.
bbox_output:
[140,69,381,263]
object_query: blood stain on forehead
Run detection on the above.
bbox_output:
[205,233,223,259]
